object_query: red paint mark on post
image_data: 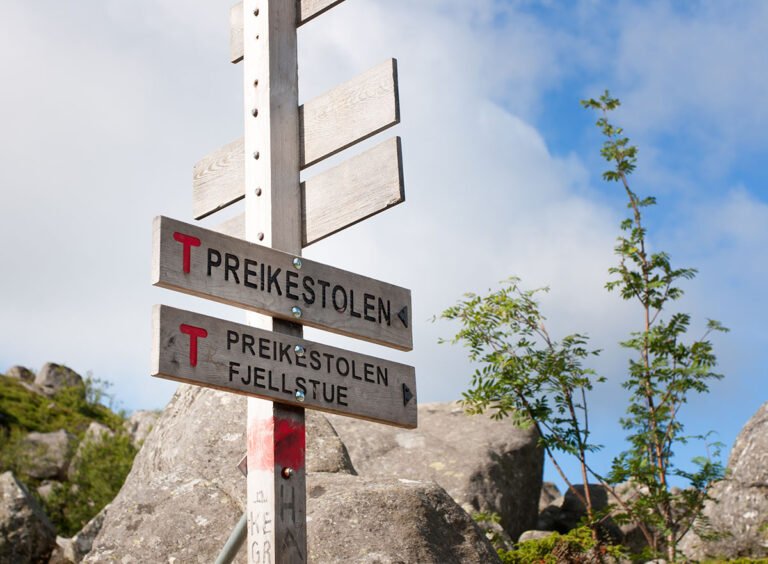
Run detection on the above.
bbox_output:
[248,417,306,472]
[173,232,201,273]
[179,324,208,367]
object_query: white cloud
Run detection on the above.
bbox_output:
[0,1,765,488]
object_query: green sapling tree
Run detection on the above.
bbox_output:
[582,91,727,560]
[440,92,727,561]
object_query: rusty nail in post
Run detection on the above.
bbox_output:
[281,467,293,479]
[253,8,259,16]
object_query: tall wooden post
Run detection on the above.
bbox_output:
[150,2,415,561]
[243,1,306,562]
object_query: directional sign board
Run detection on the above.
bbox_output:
[152,305,417,428]
[152,216,413,351]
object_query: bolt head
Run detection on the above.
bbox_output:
[295,390,305,402]
[251,108,258,117]
[281,467,293,479]
[291,306,302,318]
[292,257,302,269]
[294,345,305,357]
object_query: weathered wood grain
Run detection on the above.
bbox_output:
[153,216,414,351]
[152,305,417,428]
[192,59,400,219]
[192,138,246,220]
[242,0,306,562]
[230,0,346,64]
[300,58,399,168]
[214,137,405,245]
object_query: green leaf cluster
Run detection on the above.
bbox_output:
[43,432,136,536]
[440,279,604,521]
[498,526,625,564]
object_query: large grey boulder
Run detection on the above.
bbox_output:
[85,387,501,563]
[21,429,77,480]
[34,363,83,396]
[84,385,356,563]
[307,473,501,563]
[83,386,247,563]
[328,401,543,540]
[681,401,768,560]
[0,471,56,563]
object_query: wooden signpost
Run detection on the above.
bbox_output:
[150,1,414,562]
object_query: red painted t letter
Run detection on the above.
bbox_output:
[179,324,208,367]
[173,232,201,273]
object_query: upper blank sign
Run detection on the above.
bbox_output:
[215,137,405,246]
[192,59,399,220]
[153,216,413,351]
[230,0,346,63]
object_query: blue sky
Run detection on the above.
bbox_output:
[1,0,766,488]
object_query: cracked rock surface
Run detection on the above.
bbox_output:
[681,401,768,560]
[328,401,543,540]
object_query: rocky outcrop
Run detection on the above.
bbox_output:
[681,401,768,560]
[307,473,500,563]
[0,471,56,563]
[539,481,561,511]
[305,409,356,475]
[34,363,83,396]
[328,401,543,540]
[50,505,109,564]
[83,386,247,563]
[123,410,159,448]
[20,430,77,480]
[85,389,506,562]
[6,365,35,383]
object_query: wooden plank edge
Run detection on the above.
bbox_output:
[300,58,400,169]
[303,137,405,246]
[213,137,405,246]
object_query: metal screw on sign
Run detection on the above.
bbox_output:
[295,390,305,402]
[292,257,302,269]
[253,151,259,160]
[281,467,293,479]
[294,344,305,357]
[251,108,258,117]
[257,232,264,241]
[291,306,302,318]
[255,187,262,196]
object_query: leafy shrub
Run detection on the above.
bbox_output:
[43,431,136,536]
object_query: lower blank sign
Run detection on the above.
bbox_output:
[152,304,417,429]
